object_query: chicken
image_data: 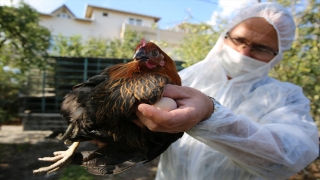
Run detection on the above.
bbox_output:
[33,39,183,175]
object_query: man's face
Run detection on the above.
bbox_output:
[224,17,279,63]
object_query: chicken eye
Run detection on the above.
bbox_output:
[151,49,159,57]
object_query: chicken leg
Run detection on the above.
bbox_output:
[33,141,80,174]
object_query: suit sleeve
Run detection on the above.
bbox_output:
[187,87,319,179]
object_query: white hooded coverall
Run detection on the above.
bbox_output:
[155,2,319,180]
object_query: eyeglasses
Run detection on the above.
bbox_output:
[225,32,278,60]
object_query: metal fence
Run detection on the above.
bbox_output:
[20,56,185,114]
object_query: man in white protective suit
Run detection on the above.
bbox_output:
[136,2,319,180]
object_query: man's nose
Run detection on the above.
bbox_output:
[237,45,252,57]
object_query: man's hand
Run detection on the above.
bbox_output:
[135,84,213,133]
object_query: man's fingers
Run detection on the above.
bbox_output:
[163,84,187,99]
[163,85,199,100]
[137,104,170,124]
[136,108,187,133]
[136,108,168,132]
[137,103,192,128]
[132,119,144,128]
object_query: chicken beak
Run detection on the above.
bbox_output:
[133,48,149,61]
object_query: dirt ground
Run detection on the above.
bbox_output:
[1,125,320,180]
[0,125,158,180]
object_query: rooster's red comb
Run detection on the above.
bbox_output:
[140,38,146,48]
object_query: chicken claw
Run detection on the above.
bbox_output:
[33,142,80,174]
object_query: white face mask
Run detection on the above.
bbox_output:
[218,43,267,78]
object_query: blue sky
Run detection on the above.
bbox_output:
[1,0,260,29]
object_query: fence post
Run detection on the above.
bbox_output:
[84,58,88,81]
[97,58,101,74]
[41,58,46,113]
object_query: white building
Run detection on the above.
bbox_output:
[38,4,186,59]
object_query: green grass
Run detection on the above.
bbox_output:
[60,165,97,180]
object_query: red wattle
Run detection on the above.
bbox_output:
[146,61,156,69]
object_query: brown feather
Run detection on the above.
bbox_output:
[42,40,183,175]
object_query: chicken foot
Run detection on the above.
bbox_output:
[33,141,80,174]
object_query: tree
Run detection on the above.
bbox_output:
[0,1,51,124]
[50,29,144,59]
[105,29,144,59]
[174,20,227,67]
[51,34,83,57]
[83,36,108,57]
[0,1,51,71]
[0,66,23,124]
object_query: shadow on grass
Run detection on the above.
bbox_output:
[0,139,158,180]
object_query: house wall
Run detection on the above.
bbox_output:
[38,6,185,59]
[123,24,185,59]
[39,16,94,40]
[39,7,159,39]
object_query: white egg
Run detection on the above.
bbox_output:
[153,97,177,111]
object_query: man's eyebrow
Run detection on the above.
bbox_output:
[231,33,277,51]
[252,43,270,48]
[251,43,277,51]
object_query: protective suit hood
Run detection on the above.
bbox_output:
[179,2,296,100]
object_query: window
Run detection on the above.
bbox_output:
[136,19,142,26]
[103,12,108,16]
[128,18,143,26]
[129,18,135,25]
[56,12,71,19]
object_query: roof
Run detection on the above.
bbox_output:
[84,4,161,22]
[51,4,76,17]
[39,4,92,22]
[38,4,160,23]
